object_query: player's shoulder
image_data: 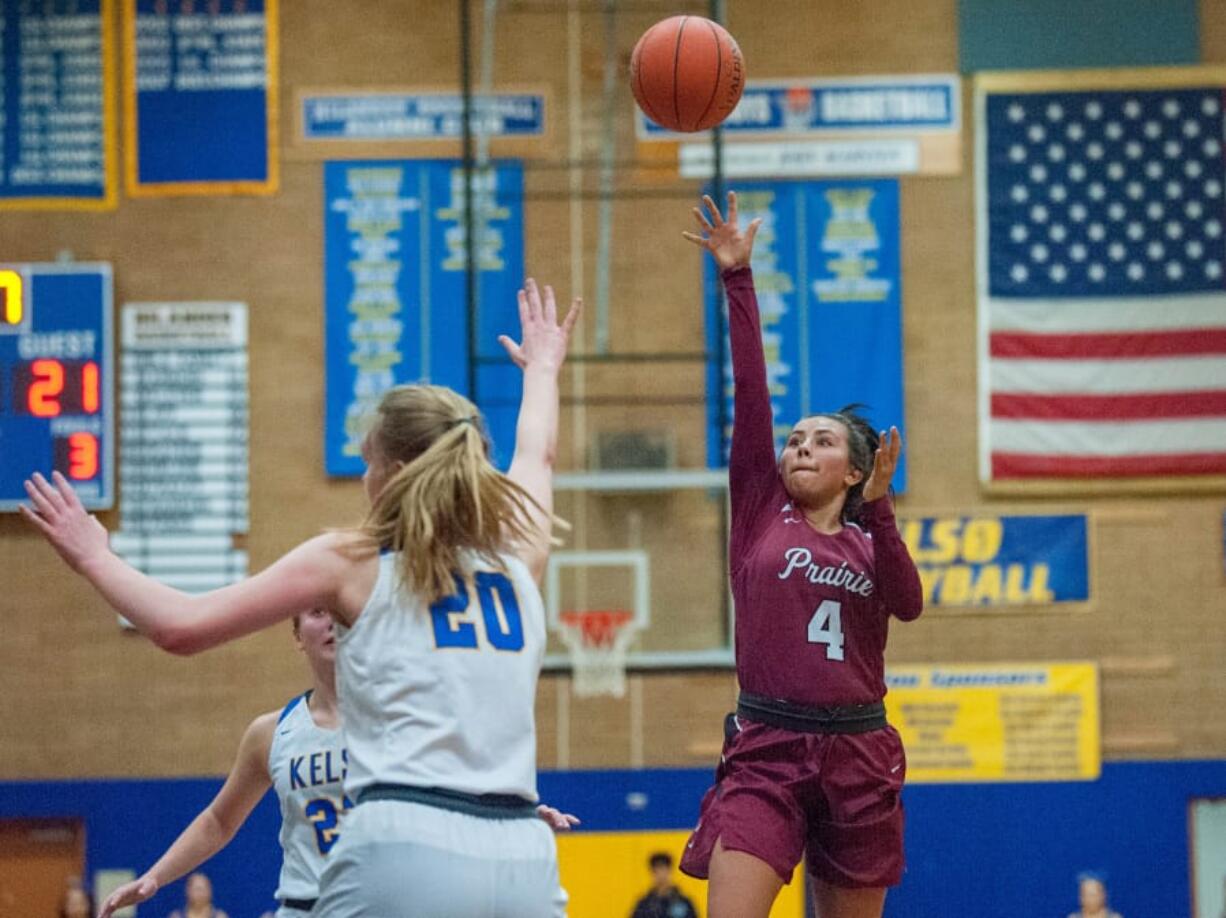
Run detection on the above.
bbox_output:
[242,705,290,762]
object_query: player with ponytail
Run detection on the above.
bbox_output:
[23,279,580,918]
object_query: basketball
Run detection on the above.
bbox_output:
[630,15,745,133]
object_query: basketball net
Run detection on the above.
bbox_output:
[558,610,638,698]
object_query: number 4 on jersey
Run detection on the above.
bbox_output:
[807,599,845,661]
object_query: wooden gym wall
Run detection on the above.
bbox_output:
[0,0,1223,779]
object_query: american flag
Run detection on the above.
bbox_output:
[977,75,1226,483]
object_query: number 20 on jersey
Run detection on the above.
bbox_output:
[429,571,525,652]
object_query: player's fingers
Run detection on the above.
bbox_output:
[560,297,582,337]
[692,206,713,232]
[498,336,526,368]
[516,287,530,330]
[727,189,738,224]
[23,478,59,518]
[745,217,763,247]
[702,194,724,226]
[878,431,895,468]
[31,471,67,511]
[542,284,558,325]
[681,231,708,247]
[52,470,85,511]
[18,503,54,536]
[524,277,543,321]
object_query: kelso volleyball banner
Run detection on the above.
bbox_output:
[883,662,1100,782]
[898,513,1089,608]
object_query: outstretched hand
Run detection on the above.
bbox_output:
[536,803,581,832]
[498,278,581,374]
[20,471,110,572]
[862,427,902,503]
[98,874,159,918]
[682,191,762,271]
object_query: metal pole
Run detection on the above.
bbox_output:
[461,0,478,398]
[593,0,617,354]
[710,0,731,648]
[475,0,498,169]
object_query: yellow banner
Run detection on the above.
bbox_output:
[883,663,1100,782]
[556,830,804,918]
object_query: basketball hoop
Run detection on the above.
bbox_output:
[557,610,639,698]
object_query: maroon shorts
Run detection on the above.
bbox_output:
[679,715,907,889]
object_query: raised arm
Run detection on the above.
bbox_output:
[98,713,276,918]
[861,427,923,621]
[683,192,777,564]
[501,278,581,581]
[21,472,357,654]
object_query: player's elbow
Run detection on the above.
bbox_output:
[151,620,210,656]
[893,598,924,622]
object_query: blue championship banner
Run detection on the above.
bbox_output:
[124,0,277,196]
[0,0,117,209]
[301,92,545,142]
[898,514,1090,608]
[323,159,524,477]
[705,178,906,491]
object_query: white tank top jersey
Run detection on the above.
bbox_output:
[268,692,349,903]
[335,550,546,802]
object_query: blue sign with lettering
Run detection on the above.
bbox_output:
[639,76,958,139]
[0,0,113,206]
[0,264,114,511]
[899,514,1090,606]
[705,179,906,491]
[127,0,274,192]
[323,160,524,476]
[303,93,546,141]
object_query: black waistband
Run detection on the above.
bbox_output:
[736,691,887,735]
[279,898,317,912]
[355,783,538,819]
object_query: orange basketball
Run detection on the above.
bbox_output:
[630,15,745,133]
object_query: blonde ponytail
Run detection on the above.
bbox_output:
[359,385,551,602]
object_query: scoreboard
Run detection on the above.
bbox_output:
[0,264,114,511]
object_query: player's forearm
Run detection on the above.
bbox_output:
[76,550,207,652]
[512,363,561,471]
[723,267,779,559]
[862,497,924,621]
[144,809,235,889]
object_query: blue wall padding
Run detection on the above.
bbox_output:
[2,760,1222,916]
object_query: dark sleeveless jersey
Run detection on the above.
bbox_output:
[724,266,923,706]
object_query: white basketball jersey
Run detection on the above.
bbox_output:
[336,551,545,801]
[268,692,348,903]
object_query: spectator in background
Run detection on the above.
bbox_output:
[1067,873,1122,918]
[167,872,230,918]
[58,885,92,918]
[630,852,698,918]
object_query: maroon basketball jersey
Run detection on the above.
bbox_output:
[723,266,922,707]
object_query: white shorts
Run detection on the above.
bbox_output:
[314,800,568,918]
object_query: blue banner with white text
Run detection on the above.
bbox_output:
[127,0,275,193]
[638,75,958,139]
[323,159,524,476]
[0,0,115,208]
[705,178,906,491]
